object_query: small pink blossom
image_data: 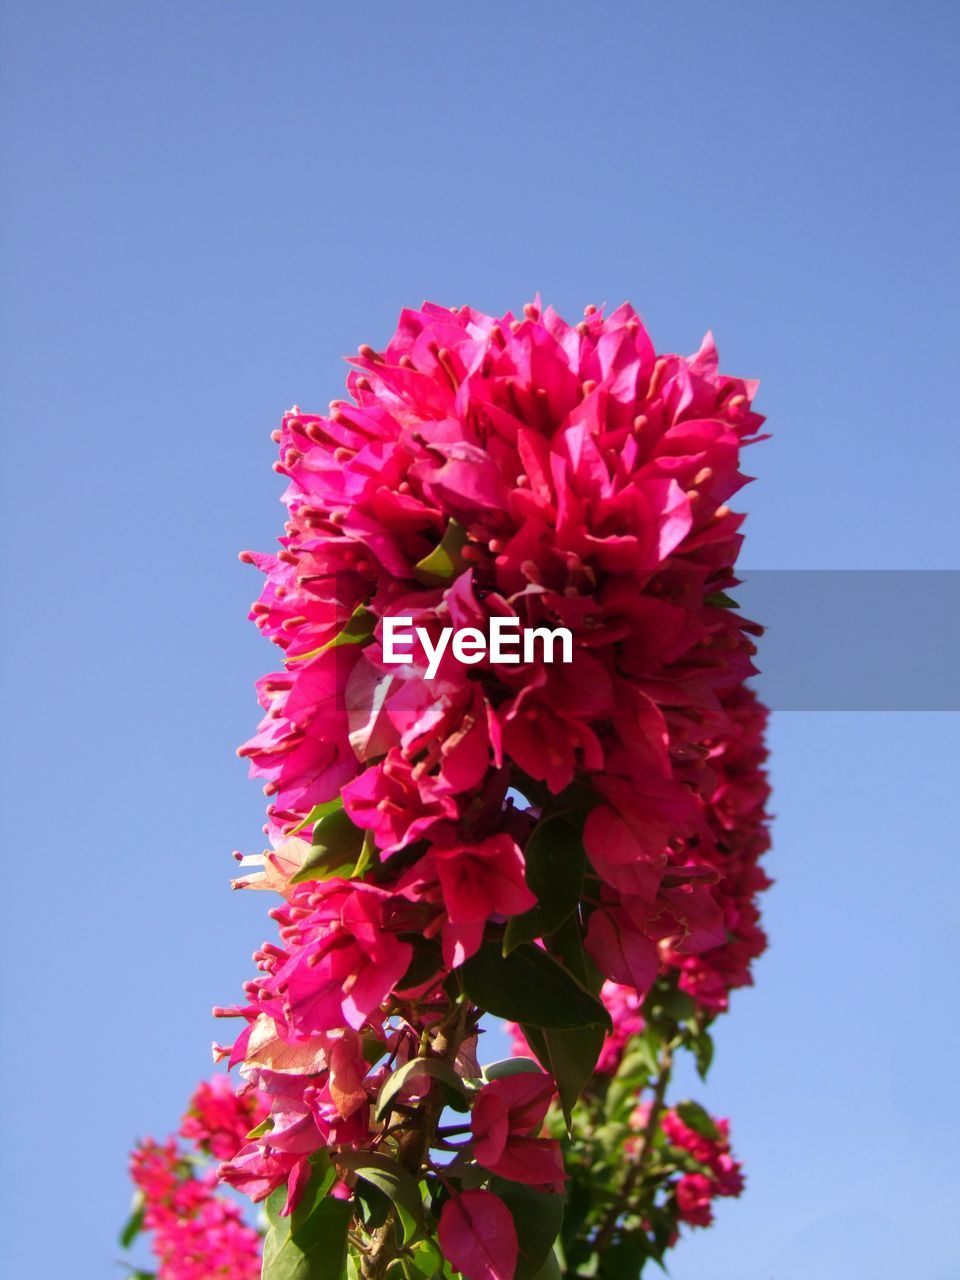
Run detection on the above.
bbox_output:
[267,880,413,1034]
[179,1075,268,1161]
[471,1074,565,1192]
[675,1172,715,1227]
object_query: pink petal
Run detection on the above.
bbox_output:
[439,1190,518,1280]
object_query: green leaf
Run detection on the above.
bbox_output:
[396,938,444,993]
[521,1023,605,1128]
[328,605,377,648]
[288,795,344,837]
[532,1250,562,1280]
[355,1180,392,1232]
[644,978,696,1036]
[246,1116,274,1140]
[351,831,377,879]
[482,1056,543,1081]
[119,1195,145,1247]
[659,985,696,1022]
[290,1152,337,1230]
[335,1150,423,1245]
[645,1204,674,1260]
[407,1238,444,1279]
[460,941,611,1032]
[704,590,739,609]
[490,1178,564,1280]
[543,914,602,995]
[689,1024,714,1080]
[673,1100,719,1141]
[287,605,377,663]
[600,1235,648,1279]
[262,1187,353,1280]
[604,1032,660,1118]
[362,1036,388,1066]
[503,816,585,953]
[413,520,469,586]
[290,808,365,885]
[376,1057,470,1121]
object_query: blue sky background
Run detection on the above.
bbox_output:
[1,2,958,1277]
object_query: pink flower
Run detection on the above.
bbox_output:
[342,747,457,854]
[219,1042,375,1210]
[392,833,536,966]
[661,1109,744,1197]
[675,1172,715,1227]
[471,1074,565,1192]
[179,1075,269,1161]
[438,1189,518,1280]
[663,686,772,1009]
[217,299,771,1229]
[218,1139,306,1206]
[584,907,660,994]
[131,1139,261,1280]
[431,834,535,925]
[237,649,360,841]
[268,881,414,1034]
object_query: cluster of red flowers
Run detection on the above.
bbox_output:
[659,1109,745,1228]
[120,301,774,1280]
[214,300,768,1216]
[508,679,771,1076]
[662,684,771,1010]
[129,1079,268,1279]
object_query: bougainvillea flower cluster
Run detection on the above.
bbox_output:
[123,301,771,1280]
[660,1108,745,1227]
[127,1079,267,1279]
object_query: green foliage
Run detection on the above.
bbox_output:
[119,1195,145,1247]
[503,816,585,953]
[376,1057,471,1120]
[672,1100,719,1141]
[413,520,468,585]
[522,1023,606,1129]
[482,1056,543,1081]
[326,605,377,648]
[532,1249,562,1280]
[290,808,365,884]
[688,1022,715,1080]
[406,1238,444,1278]
[704,590,739,609]
[291,1153,338,1223]
[335,1151,424,1246]
[287,795,344,836]
[261,1180,352,1280]
[460,940,611,1032]
[286,604,377,664]
[489,1178,564,1280]
[397,938,445,992]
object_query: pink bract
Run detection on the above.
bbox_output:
[214,299,770,1258]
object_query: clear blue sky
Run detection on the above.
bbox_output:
[1,3,958,1277]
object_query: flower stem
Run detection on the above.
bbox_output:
[594,1043,673,1253]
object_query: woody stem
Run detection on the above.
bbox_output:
[361,1001,472,1280]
